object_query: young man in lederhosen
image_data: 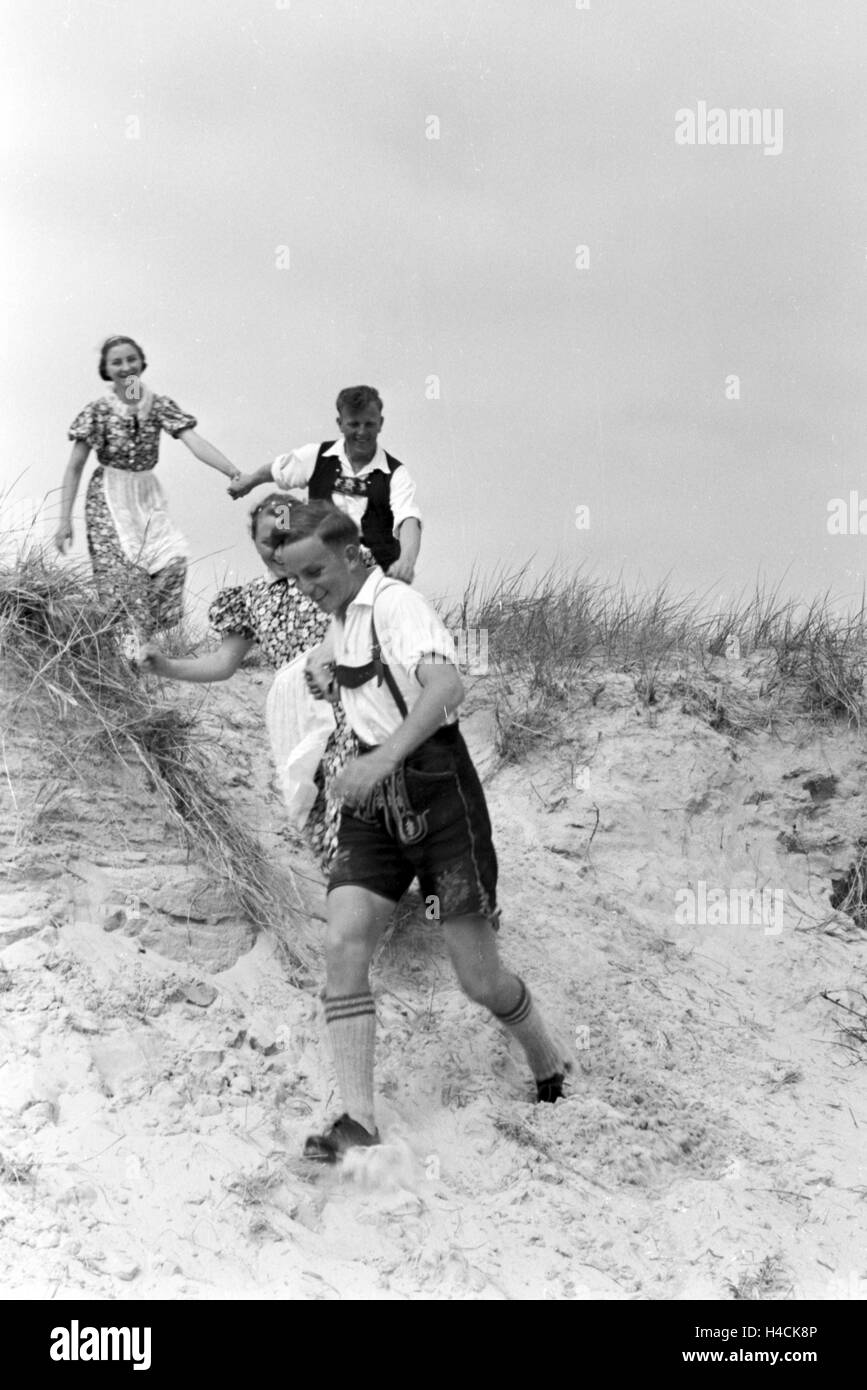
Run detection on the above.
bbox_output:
[274,500,568,1163]
[229,386,422,583]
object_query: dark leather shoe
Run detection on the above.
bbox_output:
[303,1113,381,1163]
[535,1073,566,1103]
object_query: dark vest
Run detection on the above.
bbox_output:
[308,442,402,569]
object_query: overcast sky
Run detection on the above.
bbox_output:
[2,0,866,621]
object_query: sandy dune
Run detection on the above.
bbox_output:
[2,662,867,1300]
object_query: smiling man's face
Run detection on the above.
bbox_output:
[338,402,383,467]
[275,534,365,617]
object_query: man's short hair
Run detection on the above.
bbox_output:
[278,500,360,551]
[336,385,383,416]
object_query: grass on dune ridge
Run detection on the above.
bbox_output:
[2,532,866,964]
[445,563,867,946]
[442,562,867,755]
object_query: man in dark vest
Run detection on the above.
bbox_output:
[229,386,422,583]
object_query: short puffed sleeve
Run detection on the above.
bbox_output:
[67,402,100,447]
[208,585,255,641]
[154,396,198,438]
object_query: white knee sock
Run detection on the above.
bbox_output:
[323,991,377,1133]
[494,978,563,1080]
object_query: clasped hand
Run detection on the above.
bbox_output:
[227,474,257,499]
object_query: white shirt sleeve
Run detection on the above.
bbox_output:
[271,441,320,490]
[374,582,456,682]
[389,464,423,536]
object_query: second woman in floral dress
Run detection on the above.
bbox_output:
[140,495,364,871]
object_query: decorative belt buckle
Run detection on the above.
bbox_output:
[386,765,428,846]
[398,811,427,845]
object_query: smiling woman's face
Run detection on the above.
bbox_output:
[104,341,144,384]
[253,515,293,576]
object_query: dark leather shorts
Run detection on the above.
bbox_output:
[327,725,499,924]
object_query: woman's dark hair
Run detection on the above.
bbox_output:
[248,492,294,540]
[278,500,360,550]
[335,385,383,416]
[99,335,148,381]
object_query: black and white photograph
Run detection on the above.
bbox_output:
[1,0,866,1330]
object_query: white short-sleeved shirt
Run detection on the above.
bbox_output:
[271,440,422,537]
[333,569,458,746]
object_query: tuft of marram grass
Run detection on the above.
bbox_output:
[0,548,314,979]
[441,567,867,750]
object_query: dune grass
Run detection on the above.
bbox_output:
[0,546,314,979]
[443,566,867,757]
[4,522,866,962]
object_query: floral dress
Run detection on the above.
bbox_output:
[68,392,197,635]
[208,576,356,872]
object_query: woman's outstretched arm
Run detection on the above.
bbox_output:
[54,441,90,552]
[139,632,253,682]
[177,429,241,483]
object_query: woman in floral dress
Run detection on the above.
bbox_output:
[56,335,242,637]
[140,494,367,871]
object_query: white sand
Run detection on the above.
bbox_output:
[2,663,867,1300]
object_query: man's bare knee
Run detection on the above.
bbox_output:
[444,914,518,1013]
[324,887,393,992]
[458,972,499,1009]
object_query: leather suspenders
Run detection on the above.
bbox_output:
[333,580,409,720]
[332,582,450,845]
